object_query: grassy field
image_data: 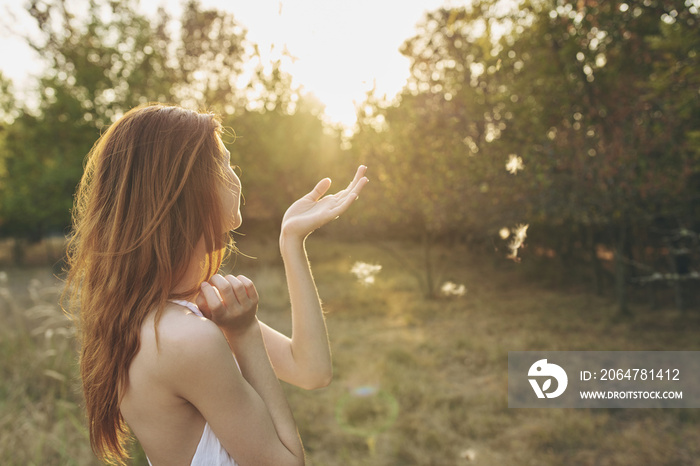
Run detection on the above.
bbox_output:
[1,237,699,465]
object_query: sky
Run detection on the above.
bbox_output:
[0,0,468,127]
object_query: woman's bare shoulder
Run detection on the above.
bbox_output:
[139,304,231,374]
[155,304,222,341]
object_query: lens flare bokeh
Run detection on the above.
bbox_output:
[334,385,399,438]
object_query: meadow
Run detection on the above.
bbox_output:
[0,236,698,465]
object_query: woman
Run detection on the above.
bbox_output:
[64,103,368,465]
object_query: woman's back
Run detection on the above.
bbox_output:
[120,302,234,465]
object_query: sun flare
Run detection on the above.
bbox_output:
[208,0,452,127]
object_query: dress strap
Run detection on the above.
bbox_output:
[170,299,204,317]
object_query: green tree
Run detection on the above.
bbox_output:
[0,0,251,247]
[350,0,700,305]
[490,0,700,311]
[350,5,522,296]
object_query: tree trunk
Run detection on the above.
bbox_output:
[588,225,604,296]
[422,229,436,299]
[614,222,630,316]
[665,243,686,313]
[11,238,27,266]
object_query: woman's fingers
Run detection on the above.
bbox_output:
[305,178,332,202]
[334,166,368,201]
[345,165,367,193]
[308,167,368,223]
[236,275,259,302]
[194,292,213,320]
[200,281,223,313]
[199,274,259,331]
[351,171,368,197]
[331,184,364,215]
[210,274,238,306]
[201,274,258,311]
[307,167,367,204]
[224,274,252,306]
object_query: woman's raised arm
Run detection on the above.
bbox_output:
[262,166,368,390]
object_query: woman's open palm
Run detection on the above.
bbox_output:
[281,166,368,239]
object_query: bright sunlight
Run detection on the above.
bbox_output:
[210,0,461,127]
[1,0,467,127]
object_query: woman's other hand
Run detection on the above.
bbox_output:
[197,274,259,335]
[280,165,368,241]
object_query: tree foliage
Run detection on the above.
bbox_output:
[350,0,700,302]
[1,0,698,306]
[0,0,343,244]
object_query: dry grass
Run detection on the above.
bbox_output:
[237,237,700,466]
[1,237,699,465]
[0,267,92,465]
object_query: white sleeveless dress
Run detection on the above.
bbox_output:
[147,300,239,466]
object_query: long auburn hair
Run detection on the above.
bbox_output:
[63,103,233,464]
